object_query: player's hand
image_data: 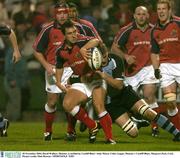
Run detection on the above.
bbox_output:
[45,64,55,76]
[125,55,136,65]
[79,47,91,61]
[12,51,21,63]
[95,70,106,79]
[154,69,162,79]
[56,82,68,93]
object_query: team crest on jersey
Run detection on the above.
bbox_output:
[171,29,177,37]
[53,35,59,39]
[134,36,139,42]
[76,52,81,58]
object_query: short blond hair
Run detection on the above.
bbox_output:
[157,0,173,9]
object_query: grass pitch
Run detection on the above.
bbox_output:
[0,122,179,151]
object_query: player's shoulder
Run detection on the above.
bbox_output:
[41,21,54,30]
[172,16,180,25]
[79,18,93,27]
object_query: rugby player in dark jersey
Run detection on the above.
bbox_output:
[96,44,180,142]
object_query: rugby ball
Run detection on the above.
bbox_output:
[88,47,102,70]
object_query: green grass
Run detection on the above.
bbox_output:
[0,122,179,151]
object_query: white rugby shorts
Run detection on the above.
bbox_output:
[159,63,180,88]
[125,65,159,91]
[45,67,73,93]
[70,79,107,97]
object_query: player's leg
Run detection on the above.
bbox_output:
[163,83,180,130]
[131,99,180,141]
[92,86,115,144]
[44,92,58,141]
[65,112,77,141]
[115,112,138,138]
[0,113,9,137]
[160,64,180,130]
[143,84,160,136]
[63,87,98,143]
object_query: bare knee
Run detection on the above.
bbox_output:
[47,93,58,108]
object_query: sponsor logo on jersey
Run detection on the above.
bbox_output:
[53,42,62,46]
[134,41,150,46]
[158,37,178,45]
[70,60,85,67]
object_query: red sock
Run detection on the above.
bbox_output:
[44,111,55,133]
[169,112,180,130]
[99,113,113,140]
[74,107,96,129]
[65,112,77,133]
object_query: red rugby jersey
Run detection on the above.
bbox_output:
[79,18,102,41]
[151,16,180,63]
[113,21,153,77]
[33,21,64,65]
[32,20,95,65]
[56,35,94,76]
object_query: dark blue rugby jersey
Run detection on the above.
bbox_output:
[102,54,125,99]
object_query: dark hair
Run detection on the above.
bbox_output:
[61,19,75,35]
[54,2,69,9]
[67,2,78,9]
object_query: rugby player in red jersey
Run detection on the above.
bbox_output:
[68,2,101,41]
[64,2,103,139]
[112,6,160,136]
[33,2,74,141]
[151,0,180,130]
[55,20,115,144]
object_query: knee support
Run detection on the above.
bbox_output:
[122,119,138,138]
[138,99,150,116]
[164,93,176,102]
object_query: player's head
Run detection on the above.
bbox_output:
[54,2,69,25]
[99,43,109,67]
[156,0,172,24]
[61,20,78,44]
[134,6,149,27]
[67,2,78,21]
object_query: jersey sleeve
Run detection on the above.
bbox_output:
[55,47,66,69]
[32,26,50,54]
[110,54,124,79]
[150,28,160,54]
[0,25,11,36]
[113,27,131,48]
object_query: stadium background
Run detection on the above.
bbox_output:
[0,0,180,121]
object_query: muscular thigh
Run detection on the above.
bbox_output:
[63,88,88,112]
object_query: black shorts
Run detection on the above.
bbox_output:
[105,86,141,122]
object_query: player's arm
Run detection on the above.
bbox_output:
[97,70,124,90]
[79,38,100,61]
[55,52,67,92]
[0,25,21,63]
[33,27,54,76]
[111,29,136,65]
[97,54,124,90]
[9,29,21,63]
[150,29,161,79]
